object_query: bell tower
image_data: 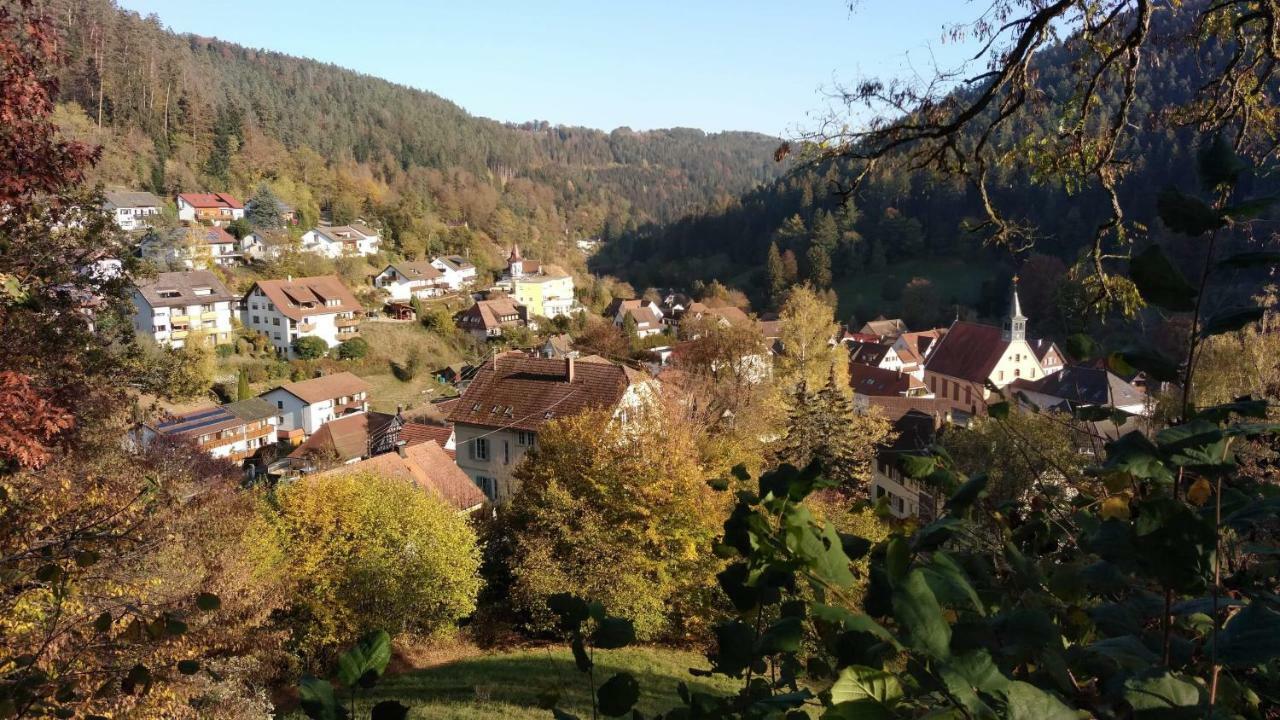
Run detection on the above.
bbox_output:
[1002,276,1027,342]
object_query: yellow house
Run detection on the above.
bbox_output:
[512,266,575,319]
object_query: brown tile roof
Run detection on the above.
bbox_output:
[924,321,1008,384]
[626,305,662,331]
[246,275,360,321]
[165,225,237,246]
[319,441,485,512]
[757,319,782,338]
[709,306,751,325]
[863,395,953,425]
[848,341,892,367]
[897,329,947,365]
[447,353,642,432]
[387,261,443,281]
[401,422,454,457]
[272,372,371,404]
[178,192,242,210]
[459,297,526,332]
[135,270,235,308]
[850,364,925,396]
[1030,338,1062,363]
[860,317,909,339]
[289,411,395,462]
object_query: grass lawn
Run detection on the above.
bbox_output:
[832,256,997,324]
[345,645,742,719]
[352,321,468,414]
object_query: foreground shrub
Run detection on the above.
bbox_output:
[249,471,482,666]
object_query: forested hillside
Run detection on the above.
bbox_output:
[593,5,1279,326]
[43,0,784,277]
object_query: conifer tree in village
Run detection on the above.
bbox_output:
[246,183,284,230]
[765,241,787,306]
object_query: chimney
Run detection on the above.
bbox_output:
[566,355,575,383]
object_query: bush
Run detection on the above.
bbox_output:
[390,347,423,381]
[292,335,328,360]
[214,343,235,359]
[336,337,369,361]
[246,471,482,667]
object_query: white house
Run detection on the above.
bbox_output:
[373,261,447,301]
[847,340,906,372]
[142,398,278,462]
[430,255,478,290]
[259,372,371,444]
[605,298,665,338]
[241,275,362,358]
[176,193,244,225]
[140,226,242,269]
[103,191,163,231]
[299,224,381,258]
[131,270,236,349]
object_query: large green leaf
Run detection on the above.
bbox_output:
[1220,195,1278,221]
[1129,245,1197,311]
[758,616,804,654]
[1156,188,1223,237]
[1109,347,1180,383]
[1100,431,1173,483]
[1134,498,1216,592]
[826,665,902,718]
[547,593,591,631]
[1217,250,1280,270]
[590,617,635,650]
[892,569,951,659]
[921,552,984,615]
[1123,671,1204,719]
[1215,601,1280,667]
[1197,134,1246,189]
[335,630,391,688]
[299,676,346,720]
[945,474,988,514]
[710,620,754,676]
[597,672,640,717]
[1000,681,1075,720]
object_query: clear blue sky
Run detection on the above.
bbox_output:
[117,0,976,135]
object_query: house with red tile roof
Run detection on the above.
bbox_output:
[241,275,362,357]
[317,441,485,513]
[259,372,371,443]
[447,353,655,502]
[176,192,244,225]
[850,364,929,400]
[456,296,528,340]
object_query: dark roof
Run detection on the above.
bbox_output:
[447,354,642,432]
[247,275,361,321]
[385,261,443,282]
[104,190,163,209]
[860,317,909,339]
[626,305,662,331]
[269,372,371,404]
[153,398,275,438]
[135,270,235,308]
[848,341,892,367]
[459,297,526,331]
[1026,364,1144,408]
[850,364,924,396]
[1030,338,1063,364]
[887,409,941,453]
[924,321,1007,383]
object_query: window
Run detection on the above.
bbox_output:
[476,476,497,499]
[474,438,489,461]
[504,440,510,465]
[998,371,1005,381]
[952,384,959,401]
[193,287,212,297]
[276,400,284,409]
[158,290,180,299]
[252,316,260,324]
[272,317,280,326]
[517,431,535,447]
[895,496,904,513]
[1015,368,1021,378]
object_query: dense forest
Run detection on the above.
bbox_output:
[41,0,785,279]
[593,5,1280,327]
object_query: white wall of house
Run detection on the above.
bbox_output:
[429,259,477,289]
[870,459,935,520]
[373,267,442,301]
[112,205,160,231]
[260,389,368,437]
[453,424,535,503]
[176,198,243,225]
[988,339,1046,387]
[131,292,234,349]
[241,288,358,357]
[299,229,380,258]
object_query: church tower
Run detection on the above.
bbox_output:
[1002,277,1027,342]
[508,244,524,278]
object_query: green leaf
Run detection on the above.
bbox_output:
[1101,430,1174,483]
[1156,187,1223,236]
[1194,396,1267,423]
[828,664,902,708]
[195,593,221,612]
[591,617,635,650]
[1220,194,1278,221]
[945,474,987,514]
[922,552,984,615]
[988,401,1009,419]
[1128,244,1198,310]
[1217,250,1280,270]
[1123,671,1204,719]
[1197,134,1246,189]
[570,635,591,673]
[710,620,753,676]
[370,701,409,720]
[1215,601,1280,667]
[892,569,951,659]
[884,537,909,585]
[1200,307,1264,337]
[597,672,640,717]
[547,593,590,630]
[897,453,937,480]
[176,660,199,675]
[758,615,804,654]
[335,630,392,688]
[299,676,345,720]
[1001,681,1075,720]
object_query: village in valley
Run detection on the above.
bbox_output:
[114,187,1154,520]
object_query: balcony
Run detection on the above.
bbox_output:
[170,330,189,340]
[297,322,317,332]
[200,311,219,321]
[336,317,360,329]
[171,314,190,323]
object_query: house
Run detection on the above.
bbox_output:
[513,266,577,318]
[922,281,1046,419]
[605,299,665,338]
[288,410,406,468]
[241,275,362,357]
[299,224,381,257]
[1030,338,1066,376]
[538,334,577,359]
[143,398,278,463]
[448,354,655,502]
[1010,364,1149,417]
[457,297,528,340]
[319,440,485,513]
[430,255,478,290]
[239,230,290,261]
[850,364,930,400]
[502,243,541,280]
[847,341,906,372]
[176,193,244,225]
[859,317,910,342]
[140,226,242,268]
[401,421,457,458]
[131,270,236,348]
[891,328,948,378]
[868,401,951,520]
[260,372,371,443]
[373,261,447,301]
[677,303,752,334]
[103,191,163,231]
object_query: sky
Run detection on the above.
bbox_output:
[116,0,978,136]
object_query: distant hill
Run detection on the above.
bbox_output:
[45,0,785,278]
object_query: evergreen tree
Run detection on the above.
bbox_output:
[774,214,808,248]
[868,238,887,271]
[246,183,283,230]
[780,365,891,492]
[806,244,832,289]
[236,368,251,401]
[766,241,787,307]
[812,209,839,252]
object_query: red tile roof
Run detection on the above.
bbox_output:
[402,422,454,458]
[459,297,526,332]
[924,321,1007,384]
[289,411,394,462]
[320,441,485,512]
[178,192,242,210]
[246,275,361,322]
[850,364,925,396]
[447,353,643,432]
[272,372,371,404]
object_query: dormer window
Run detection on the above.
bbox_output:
[193,287,212,296]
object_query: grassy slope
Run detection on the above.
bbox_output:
[352,321,468,414]
[831,257,997,325]
[325,646,740,720]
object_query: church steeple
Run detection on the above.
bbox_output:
[1003,276,1027,342]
